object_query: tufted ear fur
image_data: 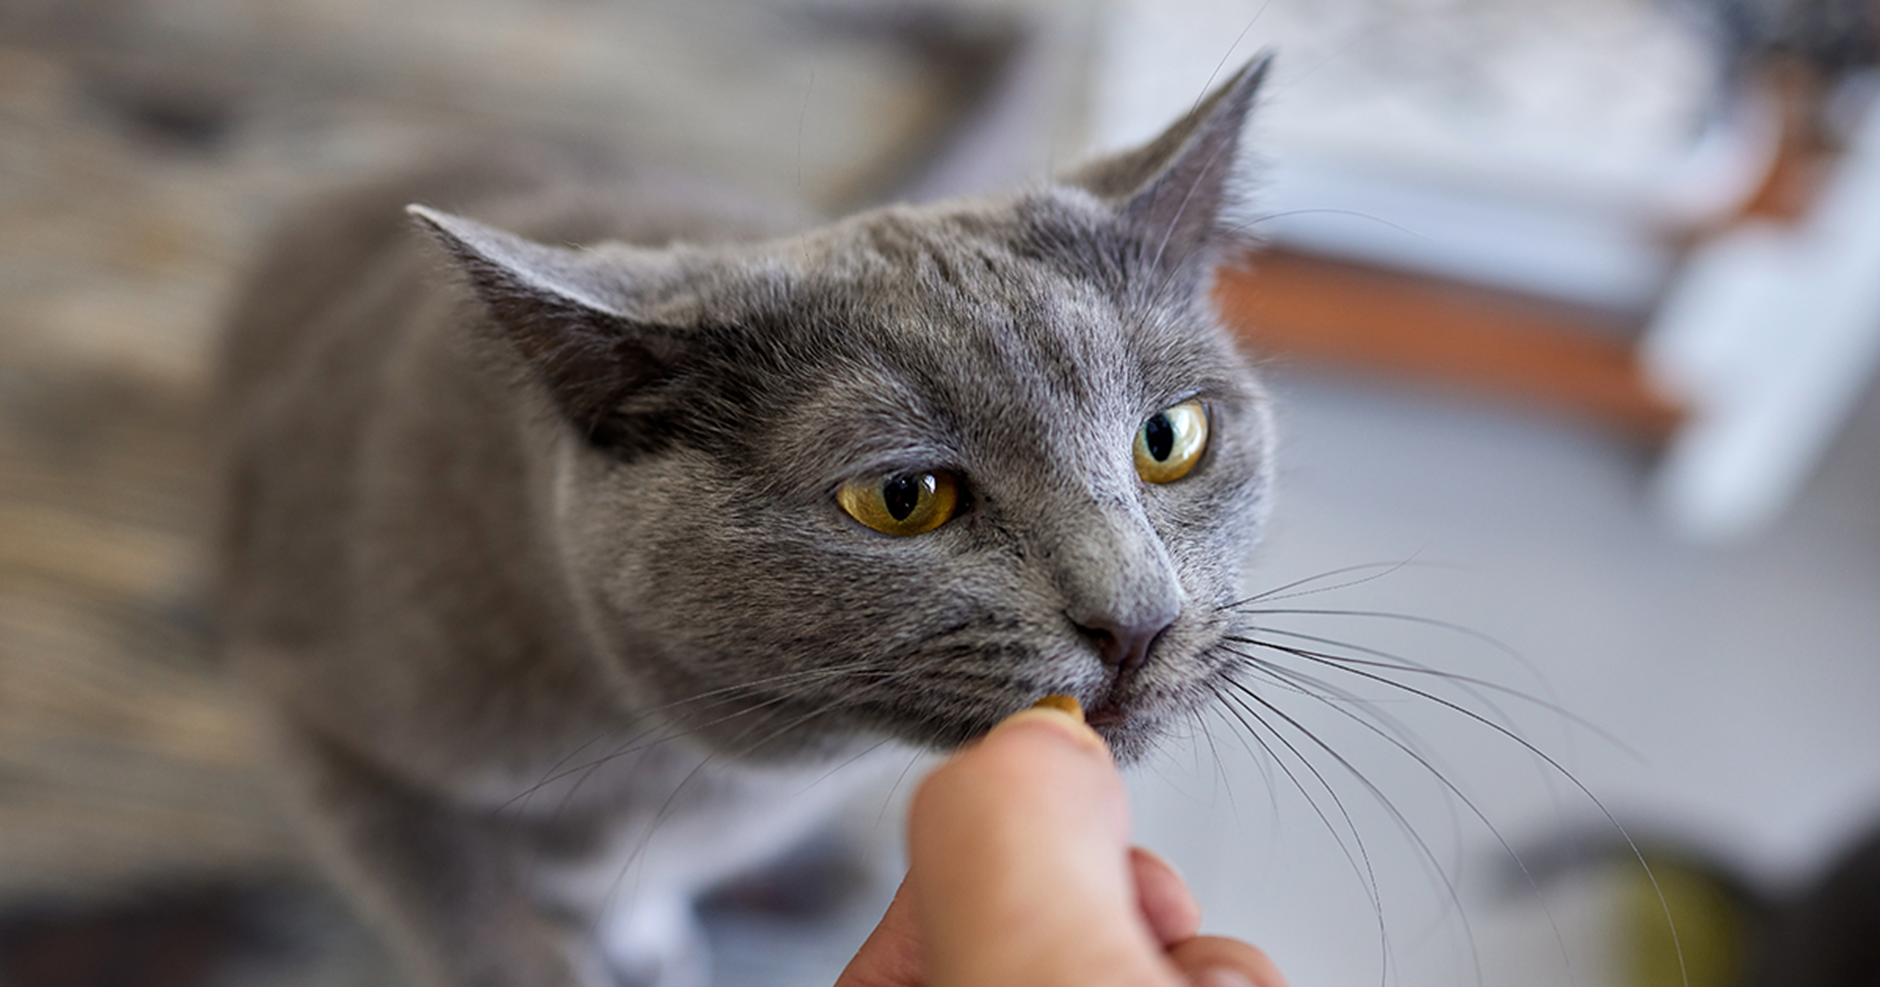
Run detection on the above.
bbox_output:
[407,205,685,447]
[1065,52,1272,282]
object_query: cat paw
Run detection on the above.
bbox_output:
[594,897,711,987]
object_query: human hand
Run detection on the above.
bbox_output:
[836,705,1288,987]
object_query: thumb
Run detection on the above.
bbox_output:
[908,707,1181,987]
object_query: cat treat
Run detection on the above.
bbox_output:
[1032,694,1086,722]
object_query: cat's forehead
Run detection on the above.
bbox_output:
[792,189,1133,296]
[769,192,1236,400]
[733,192,1258,484]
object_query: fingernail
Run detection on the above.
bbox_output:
[1192,968,1258,987]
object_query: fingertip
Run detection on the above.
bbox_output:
[916,704,1122,841]
[910,703,1126,851]
[992,706,1109,755]
[1130,847,1202,945]
[1169,936,1289,987]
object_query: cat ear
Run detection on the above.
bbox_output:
[1065,52,1273,277]
[407,205,681,444]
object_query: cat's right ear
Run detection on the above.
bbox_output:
[407,205,681,444]
[1061,53,1273,284]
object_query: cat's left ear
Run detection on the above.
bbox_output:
[408,205,685,445]
[1064,52,1273,280]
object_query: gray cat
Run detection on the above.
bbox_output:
[215,55,1275,987]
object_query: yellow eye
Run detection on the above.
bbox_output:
[1133,399,1208,483]
[837,471,961,536]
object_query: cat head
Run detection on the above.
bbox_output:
[412,56,1275,763]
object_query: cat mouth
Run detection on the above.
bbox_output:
[1083,698,1128,728]
[1076,691,1168,763]
[1078,660,1159,730]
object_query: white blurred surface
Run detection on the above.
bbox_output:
[1647,86,1880,542]
[1090,0,1754,309]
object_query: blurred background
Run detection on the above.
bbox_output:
[2,0,1877,985]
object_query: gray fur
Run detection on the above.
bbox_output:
[217,58,1276,987]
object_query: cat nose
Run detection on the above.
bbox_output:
[1047,496,1183,673]
[1075,611,1176,673]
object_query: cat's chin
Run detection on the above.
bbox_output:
[917,714,1164,765]
[1087,708,1170,765]
[1084,699,1129,729]
[1077,670,1208,764]
[912,698,1172,765]
[877,679,1196,764]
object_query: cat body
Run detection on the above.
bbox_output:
[216,60,1275,987]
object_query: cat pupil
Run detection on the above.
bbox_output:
[1144,414,1175,462]
[883,476,921,520]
